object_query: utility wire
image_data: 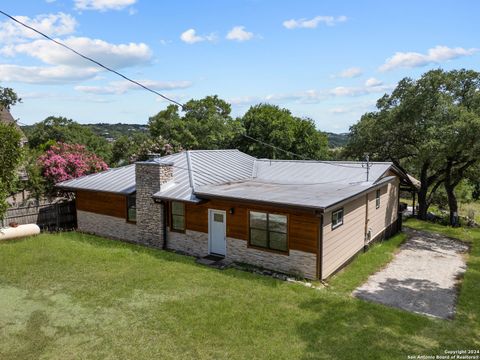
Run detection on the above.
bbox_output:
[1,9,368,171]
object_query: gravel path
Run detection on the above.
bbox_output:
[353,228,469,319]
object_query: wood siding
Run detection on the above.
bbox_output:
[322,177,400,279]
[76,190,127,219]
[177,199,320,254]
[366,178,399,240]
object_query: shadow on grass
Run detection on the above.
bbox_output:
[2,310,53,360]
[296,295,437,359]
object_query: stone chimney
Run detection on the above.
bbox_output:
[135,160,173,248]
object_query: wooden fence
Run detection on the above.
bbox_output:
[1,200,77,231]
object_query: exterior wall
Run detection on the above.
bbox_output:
[77,210,138,243]
[76,190,126,219]
[321,178,401,279]
[366,178,400,242]
[322,195,366,279]
[135,162,172,248]
[180,199,319,254]
[167,229,209,257]
[227,238,317,279]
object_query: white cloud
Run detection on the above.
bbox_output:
[379,45,479,72]
[329,83,391,97]
[226,26,254,42]
[334,67,363,78]
[75,79,193,94]
[0,64,100,84]
[1,37,152,69]
[74,0,137,11]
[283,15,347,29]
[0,12,77,43]
[365,77,382,87]
[180,28,216,44]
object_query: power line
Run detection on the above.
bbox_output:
[1,9,364,171]
[0,10,184,108]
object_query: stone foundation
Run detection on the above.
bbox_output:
[77,210,138,243]
[226,238,317,279]
[167,229,209,257]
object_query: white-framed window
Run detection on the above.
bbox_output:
[332,208,344,230]
[376,189,381,209]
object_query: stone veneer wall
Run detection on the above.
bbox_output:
[166,229,317,279]
[226,238,317,279]
[167,229,209,257]
[77,210,138,243]
[135,161,173,248]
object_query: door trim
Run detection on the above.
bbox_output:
[208,209,227,256]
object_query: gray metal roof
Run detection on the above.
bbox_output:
[57,149,402,208]
[195,176,397,210]
[153,150,256,202]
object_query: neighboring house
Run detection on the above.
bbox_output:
[57,150,417,280]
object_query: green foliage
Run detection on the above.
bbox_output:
[25,116,112,163]
[0,123,23,219]
[0,86,21,110]
[111,133,150,166]
[239,103,328,159]
[346,69,480,223]
[149,96,243,150]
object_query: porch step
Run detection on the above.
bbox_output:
[196,255,231,269]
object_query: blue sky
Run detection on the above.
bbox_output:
[1,0,479,132]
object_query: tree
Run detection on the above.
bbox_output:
[239,104,329,159]
[38,143,108,193]
[0,86,21,110]
[26,116,112,163]
[111,132,150,166]
[148,96,243,149]
[346,69,480,225]
[0,123,23,219]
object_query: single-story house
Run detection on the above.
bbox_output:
[57,149,416,280]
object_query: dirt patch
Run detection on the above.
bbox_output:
[353,228,469,319]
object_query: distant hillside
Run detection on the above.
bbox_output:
[82,123,149,141]
[326,132,349,148]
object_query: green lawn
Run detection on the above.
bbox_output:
[0,221,478,359]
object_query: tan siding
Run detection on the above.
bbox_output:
[322,195,366,278]
[366,178,399,240]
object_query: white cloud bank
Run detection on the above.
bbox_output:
[333,67,363,78]
[75,80,192,94]
[0,12,77,43]
[74,0,137,11]
[1,37,152,69]
[226,26,254,41]
[180,29,216,44]
[283,15,347,29]
[379,45,479,71]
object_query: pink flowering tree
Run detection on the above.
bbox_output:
[38,143,108,191]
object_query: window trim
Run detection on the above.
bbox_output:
[126,193,136,224]
[376,189,381,209]
[248,210,289,254]
[170,201,186,233]
[331,208,344,230]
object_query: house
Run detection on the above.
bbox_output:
[57,150,416,280]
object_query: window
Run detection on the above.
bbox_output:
[332,208,344,229]
[249,211,288,252]
[376,189,381,209]
[126,194,136,222]
[171,201,185,232]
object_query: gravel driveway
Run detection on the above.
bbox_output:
[353,228,469,319]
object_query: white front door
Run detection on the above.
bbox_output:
[208,209,226,256]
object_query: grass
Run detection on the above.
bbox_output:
[0,222,478,359]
